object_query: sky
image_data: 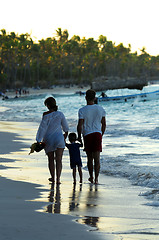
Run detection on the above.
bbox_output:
[1,0,159,56]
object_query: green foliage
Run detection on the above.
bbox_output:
[0,28,159,89]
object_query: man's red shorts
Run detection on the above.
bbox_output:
[84,132,102,152]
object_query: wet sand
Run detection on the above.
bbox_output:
[1,121,159,239]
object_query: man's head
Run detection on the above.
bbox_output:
[86,89,96,102]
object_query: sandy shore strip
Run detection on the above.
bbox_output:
[2,85,89,99]
[1,121,159,239]
[0,122,110,240]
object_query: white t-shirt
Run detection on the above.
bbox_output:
[36,111,69,153]
[78,104,106,136]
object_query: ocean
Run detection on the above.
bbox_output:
[1,83,159,208]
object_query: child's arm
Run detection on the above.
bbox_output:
[65,142,70,149]
[77,139,83,148]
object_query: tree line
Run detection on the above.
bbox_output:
[0,28,159,90]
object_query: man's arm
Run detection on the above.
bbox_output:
[77,119,84,141]
[101,116,106,136]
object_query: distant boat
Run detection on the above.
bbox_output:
[75,91,86,95]
[97,90,159,103]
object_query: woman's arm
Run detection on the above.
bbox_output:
[36,115,48,142]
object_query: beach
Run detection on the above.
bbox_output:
[3,85,89,98]
[0,122,107,240]
[1,85,159,239]
[1,120,159,240]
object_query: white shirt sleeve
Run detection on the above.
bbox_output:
[61,112,69,132]
[78,108,84,119]
[36,115,48,142]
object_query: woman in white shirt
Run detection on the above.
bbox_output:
[36,97,69,184]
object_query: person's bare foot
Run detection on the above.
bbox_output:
[56,178,61,184]
[88,177,93,183]
[48,178,55,182]
[95,179,98,184]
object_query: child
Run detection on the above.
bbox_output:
[66,132,83,184]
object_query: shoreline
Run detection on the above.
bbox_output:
[2,85,90,99]
[2,80,159,97]
[0,124,107,240]
[1,82,159,101]
[1,121,159,239]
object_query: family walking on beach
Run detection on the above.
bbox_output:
[36,89,106,184]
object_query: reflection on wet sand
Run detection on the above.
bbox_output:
[46,183,61,214]
[80,216,99,231]
[80,184,99,230]
[86,184,98,208]
[69,184,82,212]
[45,182,100,231]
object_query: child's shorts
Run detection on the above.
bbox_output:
[70,159,82,169]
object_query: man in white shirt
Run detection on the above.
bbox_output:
[77,89,106,184]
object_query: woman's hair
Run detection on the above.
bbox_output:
[44,97,58,111]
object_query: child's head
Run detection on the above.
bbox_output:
[68,132,77,143]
